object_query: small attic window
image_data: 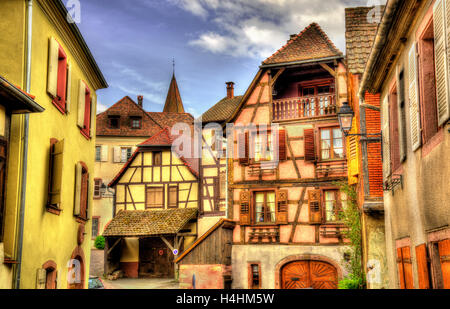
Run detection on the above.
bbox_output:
[108,116,120,129]
[130,116,142,129]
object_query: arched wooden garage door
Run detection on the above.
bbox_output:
[281,260,338,289]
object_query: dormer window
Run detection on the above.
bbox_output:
[108,116,120,129]
[130,117,142,129]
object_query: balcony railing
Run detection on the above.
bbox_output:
[273,94,337,121]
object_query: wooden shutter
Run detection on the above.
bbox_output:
[308,190,321,224]
[36,268,47,289]
[90,94,96,137]
[278,129,287,161]
[382,95,391,180]
[113,146,121,163]
[408,43,421,151]
[415,244,431,289]
[48,139,64,208]
[347,118,359,179]
[396,67,407,162]
[56,46,67,109]
[80,170,88,219]
[73,162,82,216]
[66,61,72,113]
[239,191,250,225]
[435,0,450,126]
[238,132,249,165]
[276,190,288,224]
[397,246,414,289]
[77,80,86,128]
[47,37,59,98]
[100,145,108,162]
[304,129,316,162]
[438,239,450,289]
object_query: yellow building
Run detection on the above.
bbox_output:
[0,0,107,288]
[104,127,199,278]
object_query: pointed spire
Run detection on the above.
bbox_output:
[163,69,185,113]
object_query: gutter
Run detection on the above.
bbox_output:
[358,0,400,98]
[15,0,33,289]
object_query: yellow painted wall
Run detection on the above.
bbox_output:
[0,0,105,289]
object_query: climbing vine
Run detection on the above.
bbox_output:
[335,182,365,289]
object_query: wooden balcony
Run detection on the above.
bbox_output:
[273,94,337,121]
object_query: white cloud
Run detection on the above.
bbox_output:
[96,100,108,114]
[171,0,383,59]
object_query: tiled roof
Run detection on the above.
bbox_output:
[201,95,243,124]
[96,96,193,137]
[102,208,198,237]
[345,6,384,74]
[263,23,343,66]
[108,127,199,187]
[163,74,185,113]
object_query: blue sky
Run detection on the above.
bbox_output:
[69,0,384,117]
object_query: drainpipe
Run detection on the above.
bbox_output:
[15,0,33,289]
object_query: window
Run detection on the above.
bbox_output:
[398,70,407,161]
[77,80,92,138]
[324,190,339,222]
[249,263,261,289]
[47,138,64,213]
[130,117,141,129]
[397,246,414,289]
[95,146,101,162]
[47,37,68,113]
[121,147,132,163]
[38,261,58,289]
[389,84,401,172]
[418,17,439,145]
[146,187,164,208]
[108,116,120,129]
[168,186,178,208]
[153,151,162,166]
[254,191,276,224]
[320,127,344,160]
[254,132,273,162]
[92,217,99,238]
[94,179,102,199]
[74,162,89,221]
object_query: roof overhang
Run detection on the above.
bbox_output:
[359,0,423,97]
[260,55,344,69]
[0,76,44,113]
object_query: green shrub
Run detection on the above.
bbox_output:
[338,275,365,289]
[94,235,105,250]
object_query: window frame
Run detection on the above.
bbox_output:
[120,147,133,163]
[145,186,164,209]
[52,43,68,114]
[168,185,178,208]
[130,116,142,129]
[252,190,276,225]
[153,151,162,166]
[78,163,89,221]
[93,178,102,199]
[80,84,92,139]
[91,216,100,239]
[248,262,261,289]
[323,189,342,223]
[108,116,120,129]
[319,127,345,161]
[95,146,101,162]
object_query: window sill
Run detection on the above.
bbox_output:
[75,216,88,224]
[80,129,91,141]
[3,258,19,265]
[51,98,66,115]
[46,205,62,215]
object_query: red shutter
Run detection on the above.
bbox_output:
[389,93,400,172]
[239,132,249,165]
[397,246,414,289]
[397,248,406,289]
[80,169,88,220]
[276,190,288,224]
[83,86,91,136]
[415,244,430,289]
[438,239,450,289]
[278,129,287,161]
[304,129,316,162]
[308,190,322,224]
[239,191,250,225]
[55,45,67,110]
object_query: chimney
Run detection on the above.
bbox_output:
[288,34,297,43]
[137,95,143,108]
[226,82,235,99]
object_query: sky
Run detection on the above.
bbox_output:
[68,0,385,117]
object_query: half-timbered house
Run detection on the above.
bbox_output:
[227,23,350,289]
[104,127,199,278]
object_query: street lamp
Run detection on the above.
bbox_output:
[337,102,381,138]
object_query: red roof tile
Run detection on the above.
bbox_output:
[263,23,343,66]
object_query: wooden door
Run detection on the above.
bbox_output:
[281,260,338,289]
[139,238,174,278]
